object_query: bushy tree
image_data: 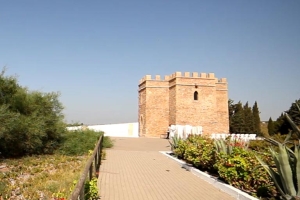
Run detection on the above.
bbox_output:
[0,69,66,157]
[271,100,300,136]
[273,113,290,135]
[285,99,300,126]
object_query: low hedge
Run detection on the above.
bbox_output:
[57,129,104,156]
[172,135,279,199]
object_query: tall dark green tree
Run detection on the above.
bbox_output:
[267,117,275,135]
[243,102,254,133]
[252,101,261,134]
[230,101,245,133]
[228,99,235,121]
[274,113,291,135]
[285,99,300,126]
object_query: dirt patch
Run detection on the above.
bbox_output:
[0,164,9,172]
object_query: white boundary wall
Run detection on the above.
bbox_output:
[66,122,139,137]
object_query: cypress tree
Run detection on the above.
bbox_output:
[244,102,254,133]
[252,101,261,134]
[230,101,245,133]
[268,117,275,135]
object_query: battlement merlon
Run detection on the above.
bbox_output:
[169,71,217,79]
[139,74,170,84]
[217,78,227,83]
[139,72,227,84]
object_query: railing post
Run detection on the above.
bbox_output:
[79,186,84,200]
[69,135,103,200]
[99,136,103,165]
[99,143,101,163]
[94,154,98,176]
[96,150,99,164]
[89,163,93,181]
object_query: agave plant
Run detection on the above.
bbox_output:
[168,136,181,151]
[256,101,300,200]
[214,139,233,155]
[256,142,299,200]
[214,137,249,155]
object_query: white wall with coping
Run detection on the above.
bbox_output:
[66,122,139,137]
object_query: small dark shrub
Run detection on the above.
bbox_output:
[183,135,216,171]
[248,140,270,151]
[58,130,103,156]
[103,136,114,148]
[216,147,278,198]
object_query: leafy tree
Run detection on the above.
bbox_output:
[252,101,261,134]
[0,70,19,106]
[272,100,300,136]
[0,69,66,157]
[267,117,275,136]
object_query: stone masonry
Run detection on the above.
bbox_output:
[138,71,229,137]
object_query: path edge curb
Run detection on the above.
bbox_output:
[159,151,259,200]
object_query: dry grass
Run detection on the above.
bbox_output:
[0,154,89,199]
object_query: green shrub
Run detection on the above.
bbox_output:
[249,140,271,151]
[84,177,99,200]
[216,147,277,198]
[0,69,66,157]
[103,136,114,148]
[172,135,278,198]
[173,139,187,159]
[183,135,216,171]
[58,130,103,156]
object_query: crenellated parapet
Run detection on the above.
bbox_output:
[168,71,216,79]
[139,71,227,85]
[217,78,227,83]
[139,74,170,84]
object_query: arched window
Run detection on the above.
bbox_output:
[194,91,198,100]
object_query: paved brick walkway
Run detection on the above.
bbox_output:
[98,137,234,200]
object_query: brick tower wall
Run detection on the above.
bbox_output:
[138,81,146,137]
[138,71,229,137]
[169,78,176,125]
[138,75,169,137]
[169,72,218,135]
[216,78,229,133]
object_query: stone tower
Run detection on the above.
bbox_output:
[138,72,229,137]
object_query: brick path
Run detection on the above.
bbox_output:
[98,137,234,200]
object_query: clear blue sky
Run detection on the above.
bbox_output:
[1,0,299,124]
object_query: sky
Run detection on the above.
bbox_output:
[0,0,299,125]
